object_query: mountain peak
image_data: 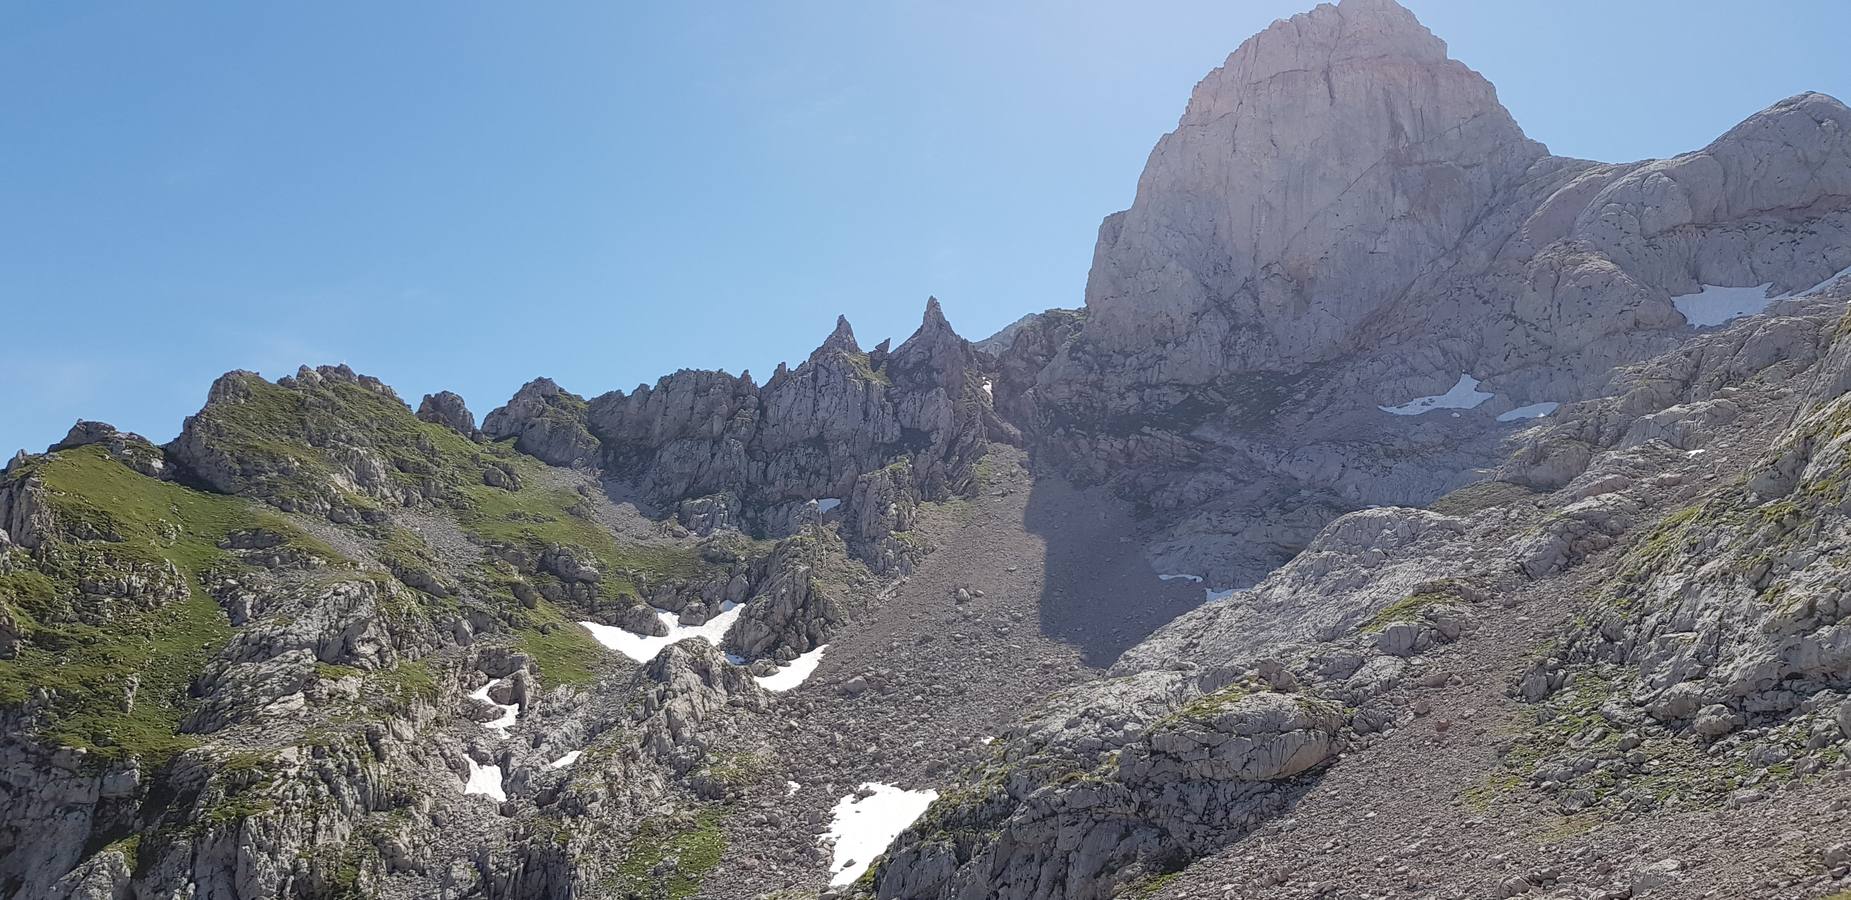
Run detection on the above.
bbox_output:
[1196,0,1446,111]
[1071,0,1543,384]
[813,314,862,358]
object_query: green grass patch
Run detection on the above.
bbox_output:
[516,602,607,687]
[1361,591,1452,632]
[615,808,728,899]
[455,462,709,603]
[374,659,443,706]
[0,445,350,763]
[186,371,714,608]
[1428,480,1537,516]
[0,590,232,763]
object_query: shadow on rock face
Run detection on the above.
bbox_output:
[1022,470,1203,668]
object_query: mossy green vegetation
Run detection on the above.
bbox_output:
[614,808,728,900]
[454,461,710,603]
[1428,480,1538,516]
[0,370,717,764]
[4,589,231,763]
[699,751,771,790]
[0,445,340,763]
[515,600,607,687]
[834,349,891,386]
[1477,666,1804,817]
[1361,591,1453,632]
[191,370,718,605]
[1158,684,1259,725]
[373,659,443,705]
[1126,868,1185,897]
[187,372,490,509]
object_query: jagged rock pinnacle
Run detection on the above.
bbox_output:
[814,314,862,357]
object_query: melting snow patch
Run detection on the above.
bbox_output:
[1379,374,1493,416]
[755,644,828,693]
[548,750,582,770]
[825,783,939,887]
[1496,402,1560,423]
[579,602,744,664]
[1673,283,1777,327]
[816,497,842,514]
[786,780,802,797]
[1670,268,1851,328]
[464,758,506,801]
[1158,573,1203,583]
[1205,587,1237,603]
[469,679,520,735]
[981,379,994,399]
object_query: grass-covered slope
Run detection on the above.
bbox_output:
[0,443,340,761]
[0,367,723,763]
[170,366,714,604]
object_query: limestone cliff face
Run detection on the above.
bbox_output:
[1039,0,1851,429]
[1042,0,1546,416]
[489,299,1003,561]
[1009,0,1851,588]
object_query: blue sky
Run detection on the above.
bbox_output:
[3,1,1847,454]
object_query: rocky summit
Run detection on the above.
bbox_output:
[5,1,1851,898]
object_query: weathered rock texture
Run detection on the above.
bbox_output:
[998,0,1851,588]
[486,300,1004,570]
[7,2,1851,899]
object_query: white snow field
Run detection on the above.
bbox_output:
[755,644,828,692]
[824,782,940,886]
[1379,374,1494,416]
[579,602,744,663]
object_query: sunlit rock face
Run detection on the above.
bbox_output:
[1045,0,1546,406]
[1039,0,1851,427]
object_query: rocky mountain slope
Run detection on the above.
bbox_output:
[5,1,1851,898]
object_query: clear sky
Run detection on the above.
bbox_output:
[4,1,1848,454]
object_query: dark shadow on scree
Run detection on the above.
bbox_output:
[1021,464,1208,668]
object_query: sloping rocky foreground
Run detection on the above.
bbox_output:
[7,0,1851,897]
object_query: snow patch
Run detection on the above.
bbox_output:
[469,679,520,735]
[755,644,828,693]
[825,782,940,887]
[1673,283,1777,327]
[1672,267,1851,329]
[816,497,842,514]
[1160,572,1230,602]
[1496,402,1560,423]
[464,758,506,801]
[981,379,994,400]
[1379,374,1493,416]
[548,750,582,769]
[579,602,744,664]
[786,780,802,797]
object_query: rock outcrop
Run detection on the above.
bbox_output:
[506,299,1002,560]
[481,377,600,468]
[417,390,479,437]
